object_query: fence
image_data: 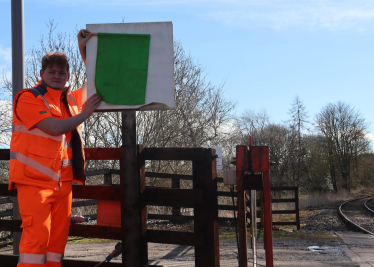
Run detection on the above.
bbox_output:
[85,169,300,229]
[0,167,300,232]
[0,147,220,267]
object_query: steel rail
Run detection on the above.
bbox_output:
[338,196,374,236]
[364,197,374,214]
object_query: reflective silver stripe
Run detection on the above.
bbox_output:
[12,124,63,142]
[69,106,75,115]
[62,134,66,149]
[67,94,79,115]
[11,151,60,182]
[40,94,51,112]
[65,140,72,148]
[67,94,78,107]
[18,253,47,264]
[46,251,64,263]
[63,159,73,167]
[10,151,17,160]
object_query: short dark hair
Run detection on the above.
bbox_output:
[42,52,69,72]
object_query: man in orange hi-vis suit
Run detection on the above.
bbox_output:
[9,29,101,267]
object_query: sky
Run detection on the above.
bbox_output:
[1,0,374,137]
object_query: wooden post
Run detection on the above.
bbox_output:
[138,145,148,267]
[121,110,142,266]
[103,172,112,186]
[12,198,21,255]
[193,148,220,267]
[171,178,181,218]
[237,184,248,267]
[262,171,274,267]
[295,187,300,230]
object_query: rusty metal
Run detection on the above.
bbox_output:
[236,145,274,267]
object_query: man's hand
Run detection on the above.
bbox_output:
[81,94,102,119]
[78,29,92,66]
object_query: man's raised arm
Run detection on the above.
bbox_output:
[35,93,101,136]
[78,29,92,66]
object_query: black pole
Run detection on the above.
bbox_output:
[11,0,25,98]
[121,110,141,266]
[11,0,25,255]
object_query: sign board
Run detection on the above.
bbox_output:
[85,22,174,111]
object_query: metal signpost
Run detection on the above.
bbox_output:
[11,0,25,255]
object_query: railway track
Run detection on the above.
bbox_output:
[338,196,374,235]
[364,197,374,213]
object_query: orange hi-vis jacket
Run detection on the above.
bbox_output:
[9,80,86,191]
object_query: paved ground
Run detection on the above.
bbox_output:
[1,230,373,266]
[336,232,374,267]
[146,231,374,266]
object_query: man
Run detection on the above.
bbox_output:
[9,29,100,267]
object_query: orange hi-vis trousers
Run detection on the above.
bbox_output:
[16,181,72,267]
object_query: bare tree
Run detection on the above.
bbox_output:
[316,101,370,191]
[236,109,295,186]
[354,153,374,187]
[302,134,331,192]
[0,99,12,148]
[137,41,236,178]
[0,66,13,151]
[287,96,309,186]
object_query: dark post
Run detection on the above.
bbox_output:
[193,148,220,267]
[171,178,181,218]
[103,173,112,186]
[237,183,248,267]
[138,145,148,267]
[12,201,21,255]
[12,0,25,98]
[11,0,25,255]
[121,110,141,266]
[295,187,300,230]
[262,171,274,267]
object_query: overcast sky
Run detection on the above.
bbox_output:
[1,0,374,137]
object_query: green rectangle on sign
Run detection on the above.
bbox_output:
[95,33,151,105]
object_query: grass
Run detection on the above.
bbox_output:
[219,229,238,239]
[300,189,352,209]
[270,230,339,240]
[67,237,115,244]
[353,187,374,197]
[300,187,374,210]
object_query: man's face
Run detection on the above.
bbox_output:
[40,64,70,91]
